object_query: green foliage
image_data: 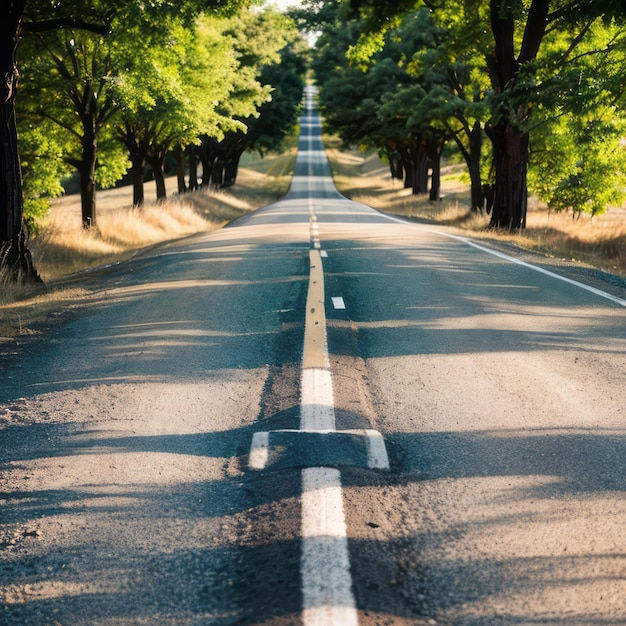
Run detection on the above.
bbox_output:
[312,0,626,219]
[95,139,130,188]
[18,118,71,230]
[529,108,626,216]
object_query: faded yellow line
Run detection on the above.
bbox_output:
[302,249,327,369]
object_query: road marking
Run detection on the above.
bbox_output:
[249,432,270,470]
[301,467,358,626]
[321,250,328,258]
[300,243,358,626]
[301,368,335,430]
[248,100,388,625]
[377,212,626,308]
[247,429,389,471]
[302,250,328,370]
[366,430,390,469]
[439,232,626,308]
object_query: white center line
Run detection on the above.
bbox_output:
[301,467,358,626]
[300,368,335,431]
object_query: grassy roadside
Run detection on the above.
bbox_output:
[0,150,296,338]
[325,139,626,278]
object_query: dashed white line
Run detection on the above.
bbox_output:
[331,297,346,310]
[300,224,358,626]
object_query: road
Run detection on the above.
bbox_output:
[2,87,626,625]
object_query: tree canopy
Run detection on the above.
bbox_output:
[312,0,626,228]
[1,0,305,281]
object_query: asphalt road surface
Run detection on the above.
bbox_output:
[2,87,626,625]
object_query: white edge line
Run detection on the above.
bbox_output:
[377,212,626,308]
[436,231,626,308]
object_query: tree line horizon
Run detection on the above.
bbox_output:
[3,0,626,283]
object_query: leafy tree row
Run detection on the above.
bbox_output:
[1,0,305,283]
[303,0,626,230]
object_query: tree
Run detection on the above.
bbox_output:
[19,26,127,228]
[196,7,300,188]
[0,0,251,282]
[527,21,626,216]
[313,14,417,186]
[204,19,307,188]
[342,0,626,229]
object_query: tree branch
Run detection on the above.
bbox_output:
[22,17,111,36]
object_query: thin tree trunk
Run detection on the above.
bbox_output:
[428,141,442,202]
[412,142,429,195]
[173,144,187,194]
[147,146,167,201]
[79,130,97,228]
[399,145,413,189]
[130,152,145,207]
[211,158,225,188]
[386,147,404,181]
[223,151,243,187]
[118,125,148,208]
[468,122,484,212]
[188,145,199,191]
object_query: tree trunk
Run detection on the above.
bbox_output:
[199,149,211,188]
[411,141,429,195]
[187,145,199,191]
[385,147,404,181]
[223,151,243,188]
[118,124,149,208]
[173,144,187,194]
[469,165,484,212]
[468,122,484,212]
[211,158,225,188]
[130,152,145,208]
[0,0,41,283]
[130,154,146,207]
[147,146,167,201]
[78,130,98,228]
[428,142,442,202]
[449,120,484,212]
[486,0,549,229]
[398,145,413,189]
[488,121,528,229]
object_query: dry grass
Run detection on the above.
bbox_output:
[0,149,295,337]
[326,144,626,277]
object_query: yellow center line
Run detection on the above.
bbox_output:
[302,249,328,370]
